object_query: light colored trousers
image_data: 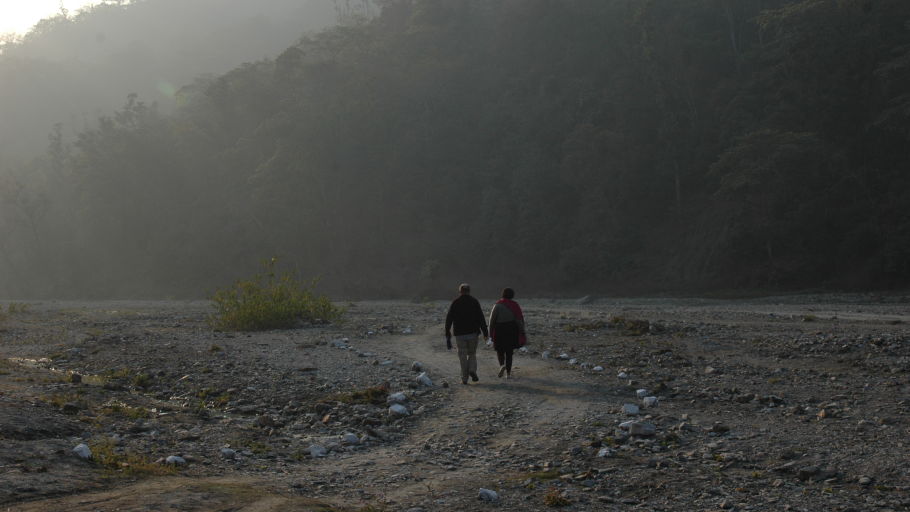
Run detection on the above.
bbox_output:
[455,334,479,381]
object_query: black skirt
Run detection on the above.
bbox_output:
[493,321,520,351]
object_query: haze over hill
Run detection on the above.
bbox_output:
[0,0,342,158]
[1,0,909,299]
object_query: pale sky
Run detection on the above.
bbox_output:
[0,0,98,36]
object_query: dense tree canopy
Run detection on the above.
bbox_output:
[2,0,909,299]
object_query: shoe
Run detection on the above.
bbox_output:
[461,379,468,385]
[469,372,479,382]
[506,372,512,379]
[498,366,506,378]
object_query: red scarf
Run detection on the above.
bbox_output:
[493,298,527,346]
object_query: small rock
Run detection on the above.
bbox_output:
[165,455,187,465]
[220,448,237,459]
[478,488,499,502]
[389,404,410,417]
[797,466,820,480]
[858,476,873,486]
[642,396,659,408]
[557,353,570,360]
[61,402,81,415]
[710,423,730,434]
[568,358,578,365]
[618,371,629,379]
[636,389,649,398]
[622,404,640,415]
[592,366,604,372]
[596,448,613,457]
[411,361,424,372]
[69,373,82,384]
[387,392,407,404]
[73,443,92,460]
[342,432,360,445]
[541,351,551,359]
[629,422,656,436]
[416,372,433,387]
[309,444,327,458]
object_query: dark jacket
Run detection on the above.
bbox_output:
[445,294,489,338]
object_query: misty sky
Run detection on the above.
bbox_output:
[0,0,96,35]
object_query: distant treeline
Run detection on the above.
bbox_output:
[2,0,910,299]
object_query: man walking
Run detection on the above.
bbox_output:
[445,283,489,385]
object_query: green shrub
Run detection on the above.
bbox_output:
[208,258,343,331]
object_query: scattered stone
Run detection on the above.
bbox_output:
[416,372,433,387]
[541,351,551,359]
[622,404,640,415]
[618,371,629,379]
[220,448,237,459]
[387,392,407,404]
[568,358,578,365]
[592,366,604,372]
[478,488,499,502]
[309,444,328,458]
[411,361,424,372]
[858,476,873,486]
[389,404,410,417]
[636,389,649,398]
[642,396,659,408]
[165,455,187,465]
[342,432,360,445]
[557,353,570,360]
[710,423,730,434]
[73,443,92,460]
[597,447,614,457]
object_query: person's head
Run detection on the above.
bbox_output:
[458,283,471,295]
[501,287,515,299]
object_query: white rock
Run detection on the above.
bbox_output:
[165,455,187,465]
[220,448,237,459]
[518,346,529,353]
[557,353,570,360]
[73,443,92,460]
[478,488,499,502]
[389,404,410,416]
[617,371,629,379]
[309,444,327,458]
[568,358,578,365]
[642,396,659,408]
[342,432,360,445]
[401,327,413,334]
[387,392,407,404]
[379,360,394,366]
[596,447,613,457]
[331,339,349,349]
[416,372,433,387]
[541,351,551,359]
[622,403,640,415]
[592,366,604,372]
[636,389,649,398]
[411,361,424,372]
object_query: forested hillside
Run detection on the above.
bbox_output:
[2,0,910,299]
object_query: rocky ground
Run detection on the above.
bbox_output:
[0,296,908,511]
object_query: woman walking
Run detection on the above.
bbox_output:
[489,287,527,379]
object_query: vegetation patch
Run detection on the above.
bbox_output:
[562,320,606,332]
[526,469,563,481]
[609,316,651,336]
[89,439,176,477]
[99,401,151,420]
[543,487,572,507]
[208,258,343,332]
[330,383,390,405]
